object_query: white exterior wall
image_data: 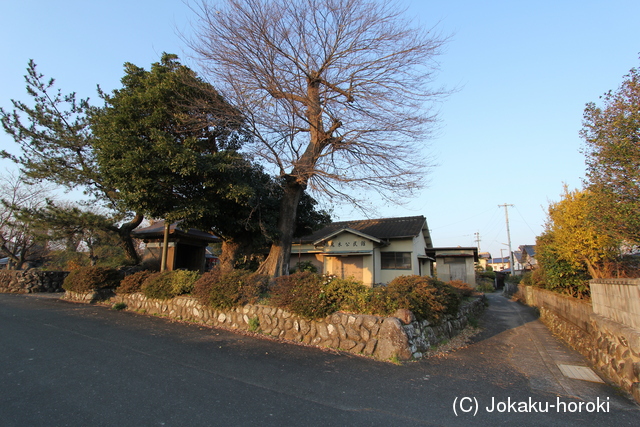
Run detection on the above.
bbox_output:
[379,238,419,284]
[291,228,432,286]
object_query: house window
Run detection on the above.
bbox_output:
[381,252,411,270]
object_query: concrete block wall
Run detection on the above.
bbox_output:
[518,284,640,404]
[590,279,640,330]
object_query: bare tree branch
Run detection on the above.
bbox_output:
[186,0,449,275]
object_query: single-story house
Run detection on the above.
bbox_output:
[132,220,220,272]
[428,247,479,287]
[291,216,437,287]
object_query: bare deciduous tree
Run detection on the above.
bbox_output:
[0,172,54,269]
[188,0,449,276]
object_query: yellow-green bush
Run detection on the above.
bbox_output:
[141,270,201,300]
[323,277,370,314]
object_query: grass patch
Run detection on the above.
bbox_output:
[112,302,127,311]
[248,316,261,333]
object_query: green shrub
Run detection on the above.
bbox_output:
[270,272,333,319]
[386,275,460,324]
[117,270,153,294]
[477,270,496,280]
[323,277,370,314]
[193,268,269,309]
[112,302,127,310]
[476,281,495,293]
[366,286,397,316]
[520,271,534,287]
[62,266,122,293]
[290,260,318,274]
[141,270,201,300]
[170,270,201,295]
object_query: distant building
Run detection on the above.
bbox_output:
[487,256,510,272]
[478,252,492,270]
[513,245,537,273]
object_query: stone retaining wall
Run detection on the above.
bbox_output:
[0,270,68,293]
[64,291,485,362]
[517,284,640,404]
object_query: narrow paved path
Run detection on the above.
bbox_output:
[0,292,638,426]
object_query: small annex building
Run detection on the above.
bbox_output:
[132,220,219,273]
[290,216,435,287]
[428,247,479,287]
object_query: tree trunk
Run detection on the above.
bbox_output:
[219,239,243,273]
[257,177,305,277]
[117,213,144,264]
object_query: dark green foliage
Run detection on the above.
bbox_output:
[112,302,127,310]
[290,260,318,274]
[477,270,496,280]
[92,53,252,226]
[0,60,144,264]
[193,268,269,309]
[62,266,122,293]
[117,270,153,294]
[141,270,201,300]
[386,275,460,323]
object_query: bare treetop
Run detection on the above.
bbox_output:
[189,0,448,202]
[188,0,449,276]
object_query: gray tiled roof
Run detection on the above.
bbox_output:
[132,220,219,242]
[297,216,428,243]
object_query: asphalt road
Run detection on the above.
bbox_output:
[1,292,638,426]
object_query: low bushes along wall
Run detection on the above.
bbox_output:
[0,270,68,293]
[517,284,640,404]
[64,291,486,362]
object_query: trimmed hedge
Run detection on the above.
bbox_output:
[270,273,462,322]
[386,275,460,323]
[193,268,269,310]
[270,271,332,319]
[108,268,464,324]
[141,270,201,300]
[63,267,122,293]
[117,270,154,294]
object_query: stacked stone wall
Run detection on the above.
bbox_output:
[517,284,640,404]
[64,291,485,362]
[0,270,68,293]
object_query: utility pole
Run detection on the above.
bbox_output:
[499,204,516,275]
[474,231,481,252]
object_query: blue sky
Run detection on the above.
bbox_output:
[2,0,639,259]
